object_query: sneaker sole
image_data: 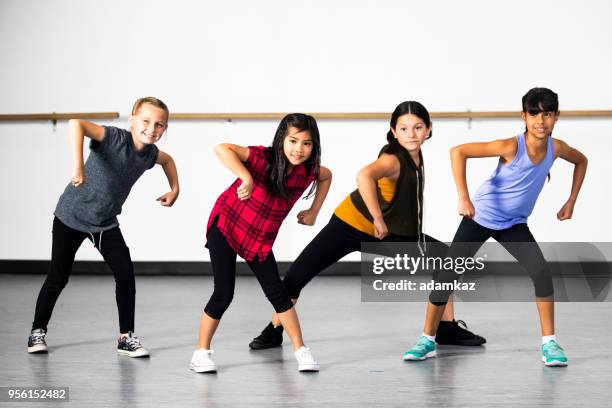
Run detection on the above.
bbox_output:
[436,339,486,346]
[27,345,48,353]
[298,364,320,372]
[249,341,282,350]
[403,350,436,361]
[542,357,568,367]
[190,364,217,373]
[117,349,150,358]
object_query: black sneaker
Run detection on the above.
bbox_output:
[249,322,283,350]
[435,320,486,346]
[27,329,48,353]
[117,332,149,357]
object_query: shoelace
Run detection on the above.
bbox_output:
[124,336,142,349]
[544,341,564,355]
[413,337,431,352]
[195,349,214,362]
[31,331,45,343]
[297,347,315,362]
[456,320,469,329]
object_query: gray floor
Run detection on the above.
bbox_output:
[0,274,610,407]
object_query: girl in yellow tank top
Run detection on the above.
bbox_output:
[334,178,397,236]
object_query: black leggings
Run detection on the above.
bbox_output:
[283,215,443,299]
[32,217,136,333]
[429,217,554,305]
[204,222,294,320]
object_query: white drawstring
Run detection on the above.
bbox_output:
[422,162,426,255]
[416,163,426,256]
[89,231,104,253]
[416,170,424,256]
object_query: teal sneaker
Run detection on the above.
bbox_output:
[403,336,436,361]
[541,340,568,367]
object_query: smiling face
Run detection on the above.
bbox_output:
[283,126,313,168]
[390,113,431,153]
[521,109,559,140]
[129,103,168,148]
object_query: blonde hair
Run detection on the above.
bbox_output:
[131,97,169,120]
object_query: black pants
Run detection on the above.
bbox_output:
[283,215,443,299]
[204,222,294,320]
[32,217,136,333]
[429,217,554,305]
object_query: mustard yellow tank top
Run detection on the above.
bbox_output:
[334,178,397,236]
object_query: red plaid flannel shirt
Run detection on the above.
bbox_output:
[206,146,316,262]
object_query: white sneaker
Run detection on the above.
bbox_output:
[294,346,319,372]
[190,348,217,373]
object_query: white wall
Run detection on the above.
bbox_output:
[1,0,611,261]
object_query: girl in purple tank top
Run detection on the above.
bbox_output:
[404,88,588,367]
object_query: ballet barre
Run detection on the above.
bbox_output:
[169,110,612,120]
[0,113,119,122]
[1,110,612,122]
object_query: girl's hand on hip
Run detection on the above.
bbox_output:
[71,167,85,187]
[373,216,389,240]
[458,197,475,219]
[237,177,253,201]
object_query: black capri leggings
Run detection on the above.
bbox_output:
[204,221,294,320]
[283,215,443,299]
[429,217,554,305]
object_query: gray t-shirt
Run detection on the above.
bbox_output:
[54,126,159,233]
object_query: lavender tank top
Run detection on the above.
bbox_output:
[472,133,554,230]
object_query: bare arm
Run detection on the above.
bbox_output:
[155,151,180,207]
[554,139,588,220]
[297,166,332,226]
[67,119,105,186]
[214,143,253,201]
[450,138,516,218]
[356,154,400,239]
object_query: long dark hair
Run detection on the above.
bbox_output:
[386,101,432,154]
[267,113,321,199]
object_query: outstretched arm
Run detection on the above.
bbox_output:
[67,119,105,187]
[297,166,332,226]
[554,139,588,220]
[450,138,516,218]
[156,151,180,207]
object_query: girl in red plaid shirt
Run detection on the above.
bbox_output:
[190,113,332,373]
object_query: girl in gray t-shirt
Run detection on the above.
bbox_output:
[27,97,180,358]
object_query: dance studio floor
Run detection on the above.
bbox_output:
[1,274,610,407]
